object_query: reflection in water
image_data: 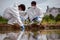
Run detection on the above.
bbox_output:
[0,31,60,40]
[37,34,47,40]
[17,31,24,40]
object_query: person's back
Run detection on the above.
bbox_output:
[3,8,13,20]
[3,7,20,25]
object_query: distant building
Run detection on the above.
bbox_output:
[46,6,60,17]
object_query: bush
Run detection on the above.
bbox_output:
[55,14,60,21]
[0,16,8,23]
[42,14,56,24]
[49,14,55,20]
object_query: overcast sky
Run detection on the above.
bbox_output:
[0,0,60,16]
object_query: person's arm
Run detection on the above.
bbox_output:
[26,10,33,22]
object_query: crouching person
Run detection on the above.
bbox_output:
[27,1,44,24]
[3,4,26,31]
[3,3,26,40]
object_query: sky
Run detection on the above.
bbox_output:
[0,0,60,16]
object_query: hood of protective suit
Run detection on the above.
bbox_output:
[14,2,19,7]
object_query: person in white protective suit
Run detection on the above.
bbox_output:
[3,4,26,31]
[3,4,27,40]
[27,1,44,24]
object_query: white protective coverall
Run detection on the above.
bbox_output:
[3,3,28,40]
[3,4,24,26]
[27,7,44,23]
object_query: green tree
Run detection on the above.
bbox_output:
[55,14,60,21]
[42,14,56,24]
[43,15,50,22]
[49,14,54,20]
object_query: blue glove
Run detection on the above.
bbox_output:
[20,25,25,31]
[32,16,40,21]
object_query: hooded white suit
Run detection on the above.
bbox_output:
[3,4,24,26]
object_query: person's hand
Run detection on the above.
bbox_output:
[20,25,25,31]
[32,16,42,23]
[32,16,39,22]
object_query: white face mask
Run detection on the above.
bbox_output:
[19,11,25,13]
[32,6,36,9]
[19,11,26,15]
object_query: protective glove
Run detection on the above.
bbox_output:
[32,16,40,22]
[32,16,42,23]
[20,25,25,31]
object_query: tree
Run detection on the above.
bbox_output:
[49,14,54,20]
[42,14,56,24]
[55,14,60,21]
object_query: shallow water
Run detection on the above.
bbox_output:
[0,32,60,40]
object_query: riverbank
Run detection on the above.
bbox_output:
[0,23,60,40]
[0,23,60,34]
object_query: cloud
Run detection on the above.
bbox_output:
[37,0,60,12]
[0,0,60,16]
